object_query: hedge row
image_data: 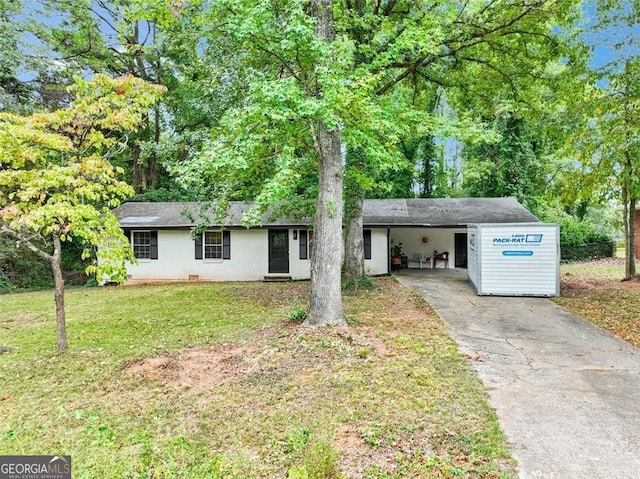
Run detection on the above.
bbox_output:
[561,241,616,262]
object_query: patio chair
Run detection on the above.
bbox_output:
[408,253,432,269]
[433,251,449,268]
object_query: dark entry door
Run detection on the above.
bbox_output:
[454,233,468,268]
[269,229,289,274]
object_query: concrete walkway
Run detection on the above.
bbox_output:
[395,270,640,479]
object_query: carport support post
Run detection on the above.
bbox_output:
[387,228,391,274]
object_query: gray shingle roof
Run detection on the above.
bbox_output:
[113,197,539,229]
[363,198,539,226]
[113,201,306,228]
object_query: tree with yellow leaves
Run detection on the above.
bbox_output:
[0,74,164,351]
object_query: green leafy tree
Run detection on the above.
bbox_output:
[31,0,169,190]
[169,0,360,325]
[0,0,26,111]
[0,74,164,351]
[157,0,583,321]
[15,1,214,195]
[462,114,548,214]
[338,0,582,278]
[406,135,446,199]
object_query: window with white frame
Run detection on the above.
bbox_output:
[204,231,223,259]
[195,230,231,260]
[131,231,158,259]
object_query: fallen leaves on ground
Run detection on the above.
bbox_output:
[559,259,640,348]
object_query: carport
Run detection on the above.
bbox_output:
[362,197,540,270]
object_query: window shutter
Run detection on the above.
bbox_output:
[194,233,203,260]
[150,231,159,260]
[222,230,231,259]
[299,230,308,260]
[363,229,372,260]
[128,230,137,258]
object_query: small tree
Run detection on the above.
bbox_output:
[0,74,164,351]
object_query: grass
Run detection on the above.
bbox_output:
[559,258,626,282]
[0,279,516,478]
[557,258,640,348]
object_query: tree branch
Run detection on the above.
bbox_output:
[0,224,52,262]
[90,6,120,35]
[382,0,399,16]
[375,0,551,95]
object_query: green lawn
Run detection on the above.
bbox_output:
[0,280,515,478]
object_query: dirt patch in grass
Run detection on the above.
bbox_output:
[122,326,425,477]
[124,343,249,391]
[122,320,397,395]
[559,258,640,347]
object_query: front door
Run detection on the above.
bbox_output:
[455,233,468,268]
[269,229,289,274]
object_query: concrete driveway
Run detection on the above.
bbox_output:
[395,270,640,479]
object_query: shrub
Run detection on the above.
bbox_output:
[342,275,376,292]
[287,303,307,322]
[557,216,610,246]
[302,442,340,479]
[0,275,11,294]
[561,241,616,261]
[0,235,94,291]
[543,212,615,261]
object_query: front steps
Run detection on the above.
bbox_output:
[263,275,292,282]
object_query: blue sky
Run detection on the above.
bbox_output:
[581,0,639,69]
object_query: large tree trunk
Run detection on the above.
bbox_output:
[145,105,161,190]
[344,191,365,279]
[306,121,345,326]
[343,147,365,279]
[132,142,143,194]
[622,69,637,280]
[625,197,637,280]
[305,0,345,326]
[623,149,637,280]
[344,148,364,285]
[344,148,365,284]
[51,234,67,351]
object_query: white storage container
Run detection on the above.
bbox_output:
[468,223,560,297]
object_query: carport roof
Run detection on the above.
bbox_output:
[113,197,539,228]
[364,197,539,226]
